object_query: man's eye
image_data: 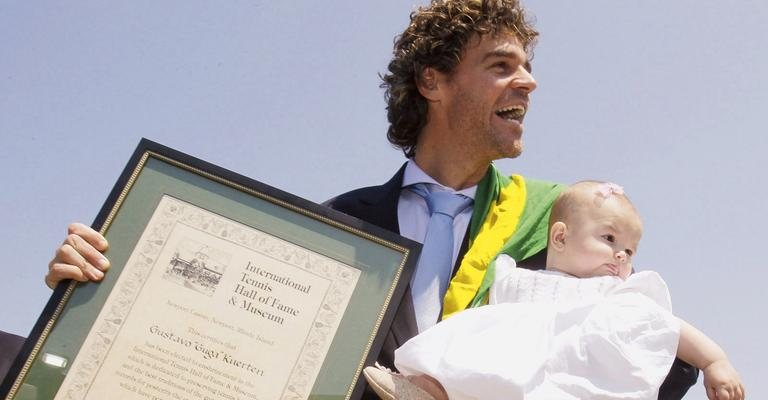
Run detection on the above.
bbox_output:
[492,62,509,71]
[602,234,615,243]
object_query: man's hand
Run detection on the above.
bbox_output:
[703,359,745,400]
[46,223,110,289]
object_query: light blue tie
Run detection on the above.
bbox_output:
[409,183,473,331]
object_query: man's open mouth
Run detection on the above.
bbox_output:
[495,105,526,122]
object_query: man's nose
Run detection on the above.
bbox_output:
[513,66,537,93]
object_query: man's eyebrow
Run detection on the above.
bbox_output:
[481,49,532,72]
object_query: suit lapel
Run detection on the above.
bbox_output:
[350,164,404,233]
[359,165,477,343]
[331,164,475,350]
[352,164,420,347]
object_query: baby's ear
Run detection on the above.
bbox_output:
[549,222,567,251]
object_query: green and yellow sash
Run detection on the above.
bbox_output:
[441,166,564,319]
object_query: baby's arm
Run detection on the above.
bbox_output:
[677,319,744,400]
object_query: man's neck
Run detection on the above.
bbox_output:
[412,152,489,190]
[412,151,490,191]
[413,116,497,190]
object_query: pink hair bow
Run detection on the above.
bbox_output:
[596,182,624,197]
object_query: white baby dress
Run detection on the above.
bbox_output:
[394,255,680,400]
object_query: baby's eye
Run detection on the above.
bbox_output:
[602,234,615,243]
[625,249,634,256]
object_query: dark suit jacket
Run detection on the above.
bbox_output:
[326,164,698,400]
[0,330,24,385]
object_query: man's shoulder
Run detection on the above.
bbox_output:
[323,180,403,234]
[483,166,563,195]
[519,176,563,191]
[506,175,565,200]
[324,185,386,211]
[323,163,407,212]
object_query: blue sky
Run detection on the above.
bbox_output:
[2,1,766,397]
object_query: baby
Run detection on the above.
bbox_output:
[363,181,744,400]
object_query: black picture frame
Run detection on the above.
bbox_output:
[2,138,419,400]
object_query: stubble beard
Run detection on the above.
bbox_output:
[500,134,524,159]
[480,122,525,161]
[448,90,525,163]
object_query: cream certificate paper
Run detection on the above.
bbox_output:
[55,195,361,400]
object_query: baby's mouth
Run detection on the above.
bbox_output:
[495,105,526,122]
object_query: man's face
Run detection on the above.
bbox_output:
[437,32,537,162]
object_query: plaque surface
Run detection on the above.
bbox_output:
[2,139,418,400]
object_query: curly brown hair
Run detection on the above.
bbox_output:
[382,0,538,157]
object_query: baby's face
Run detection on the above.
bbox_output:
[561,196,642,279]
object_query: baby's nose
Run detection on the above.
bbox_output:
[615,251,628,263]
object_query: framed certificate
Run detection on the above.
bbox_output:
[1,139,419,400]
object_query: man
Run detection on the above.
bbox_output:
[37,1,698,399]
[326,0,549,371]
[328,1,698,398]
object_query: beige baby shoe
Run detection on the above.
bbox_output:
[362,363,436,400]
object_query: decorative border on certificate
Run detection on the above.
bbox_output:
[55,195,360,400]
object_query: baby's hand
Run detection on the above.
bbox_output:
[703,359,744,400]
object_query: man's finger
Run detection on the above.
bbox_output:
[716,386,731,400]
[706,385,716,400]
[67,222,109,252]
[45,263,89,289]
[53,243,105,280]
[63,233,110,272]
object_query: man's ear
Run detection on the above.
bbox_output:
[416,67,442,101]
[549,222,567,251]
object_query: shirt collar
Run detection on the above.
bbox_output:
[401,159,477,200]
